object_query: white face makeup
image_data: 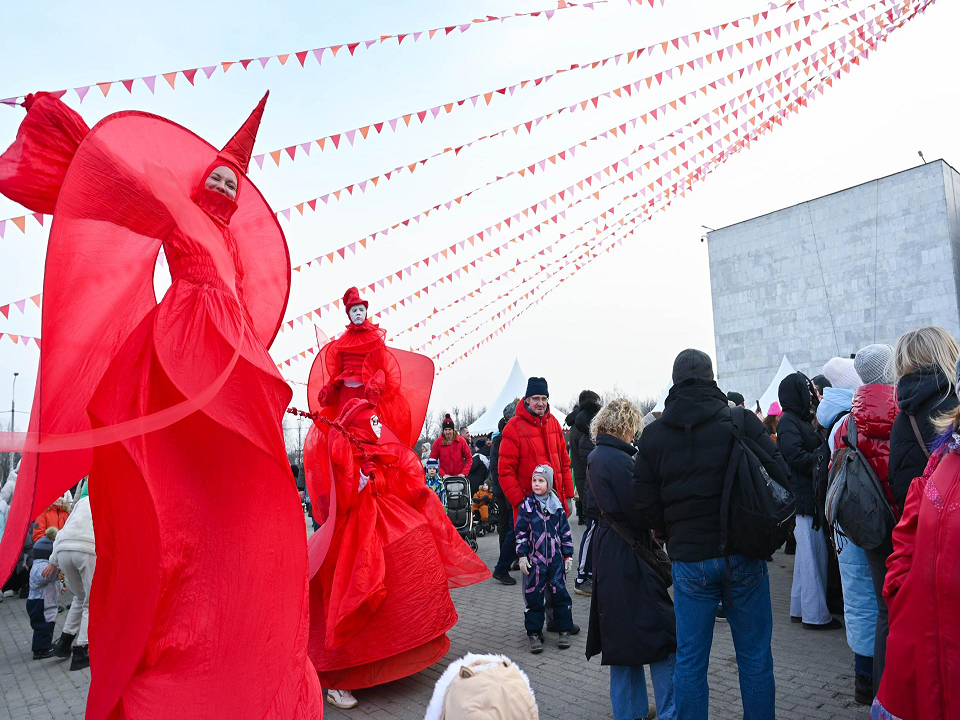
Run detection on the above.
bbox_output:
[370,414,382,439]
[204,165,238,200]
[348,304,367,326]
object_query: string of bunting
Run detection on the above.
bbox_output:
[430,5,924,370]
[0,0,849,237]
[0,332,40,348]
[248,0,813,170]
[1,0,664,108]
[0,293,42,318]
[273,7,892,339]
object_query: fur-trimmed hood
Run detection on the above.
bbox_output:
[424,653,538,720]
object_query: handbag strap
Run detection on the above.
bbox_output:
[908,414,931,459]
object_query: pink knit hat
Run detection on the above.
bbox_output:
[766,401,782,417]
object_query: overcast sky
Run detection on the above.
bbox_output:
[0,0,957,430]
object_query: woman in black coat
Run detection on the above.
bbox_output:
[889,327,960,512]
[778,373,836,628]
[585,399,676,720]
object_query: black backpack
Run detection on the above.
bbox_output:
[824,413,896,551]
[720,407,797,561]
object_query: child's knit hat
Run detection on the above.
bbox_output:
[426,458,439,470]
[532,464,554,495]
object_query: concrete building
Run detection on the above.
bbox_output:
[707,159,960,404]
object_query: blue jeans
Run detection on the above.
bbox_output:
[672,554,775,720]
[610,657,677,720]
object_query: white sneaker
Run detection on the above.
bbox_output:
[326,689,358,709]
[1,590,14,598]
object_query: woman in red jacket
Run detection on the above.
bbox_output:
[430,415,472,477]
[872,402,960,720]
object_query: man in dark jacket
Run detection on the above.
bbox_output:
[634,349,788,720]
[573,393,602,596]
[490,401,520,585]
[467,439,491,494]
[566,404,585,524]
[777,372,838,630]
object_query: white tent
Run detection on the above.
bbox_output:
[467,358,565,435]
[757,355,796,416]
[652,380,673,414]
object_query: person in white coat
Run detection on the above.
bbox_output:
[45,479,95,671]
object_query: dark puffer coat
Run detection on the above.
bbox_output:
[576,400,603,521]
[634,379,788,562]
[889,367,958,512]
[777,373,823,517]
[566,405,585,493]
[586,433,676,666]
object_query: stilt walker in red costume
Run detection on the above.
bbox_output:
[299,290,489,710]
[0,93,323,718]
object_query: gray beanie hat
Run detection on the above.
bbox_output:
[532,464,554,495]
[672,349,713,384]
[855,344,894,385]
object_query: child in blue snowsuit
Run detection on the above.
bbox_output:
[26,528,63,659]
[515,464,574,654]
[425,458,445,504]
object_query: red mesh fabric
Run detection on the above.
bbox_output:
[0,93,89,213]
[0,103,321,718]
[306,418,489,689]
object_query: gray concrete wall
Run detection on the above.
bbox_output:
[708,160,960,404]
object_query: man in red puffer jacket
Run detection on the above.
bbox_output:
[498,377,575,521]
[832,344,899,698]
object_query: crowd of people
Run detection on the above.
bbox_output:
[418,325,960,720]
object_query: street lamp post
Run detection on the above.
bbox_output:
[10,372,17,433]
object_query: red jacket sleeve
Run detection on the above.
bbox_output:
[458,436,472,476]
[498,421,523,509]
[429,438,441,461]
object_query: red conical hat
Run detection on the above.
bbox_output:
[342,286,368,312]
[216,91,268,175]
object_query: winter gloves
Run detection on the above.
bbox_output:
[518,556,574,575]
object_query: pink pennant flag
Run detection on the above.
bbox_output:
[14,300,26,313]
[253,154,265,169]
[0,220,5,238]
[142,76,157,93]
[313,48,326,64]
[413,31,423,41]
[344,129,356,145]
[388,118,399,131]
[365,39,377,49]
[258,57,271,68]
[0,98,18,107]
[358,180,368,193]
[202,65,217,79]
[280,208,291,221]
[75,86,90,102]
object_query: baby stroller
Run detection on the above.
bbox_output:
[443,475,478,551]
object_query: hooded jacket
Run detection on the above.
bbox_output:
[575,400,603,520]
[498,401,574,517]
[50,495,95,565]
[634,379,788,562]
[777,373,822,516]
[889,366,957,512]
[835,383,899,515]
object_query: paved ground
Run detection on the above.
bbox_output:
[0,515,868,719]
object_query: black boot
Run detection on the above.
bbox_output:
[784,535,797,555]
[33,649,53,660]
[854,674,873,705]
[70,645,89,672]
[53,632,76,659]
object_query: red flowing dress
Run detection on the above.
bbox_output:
[0,95,323,718]
[303,331,489,690]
